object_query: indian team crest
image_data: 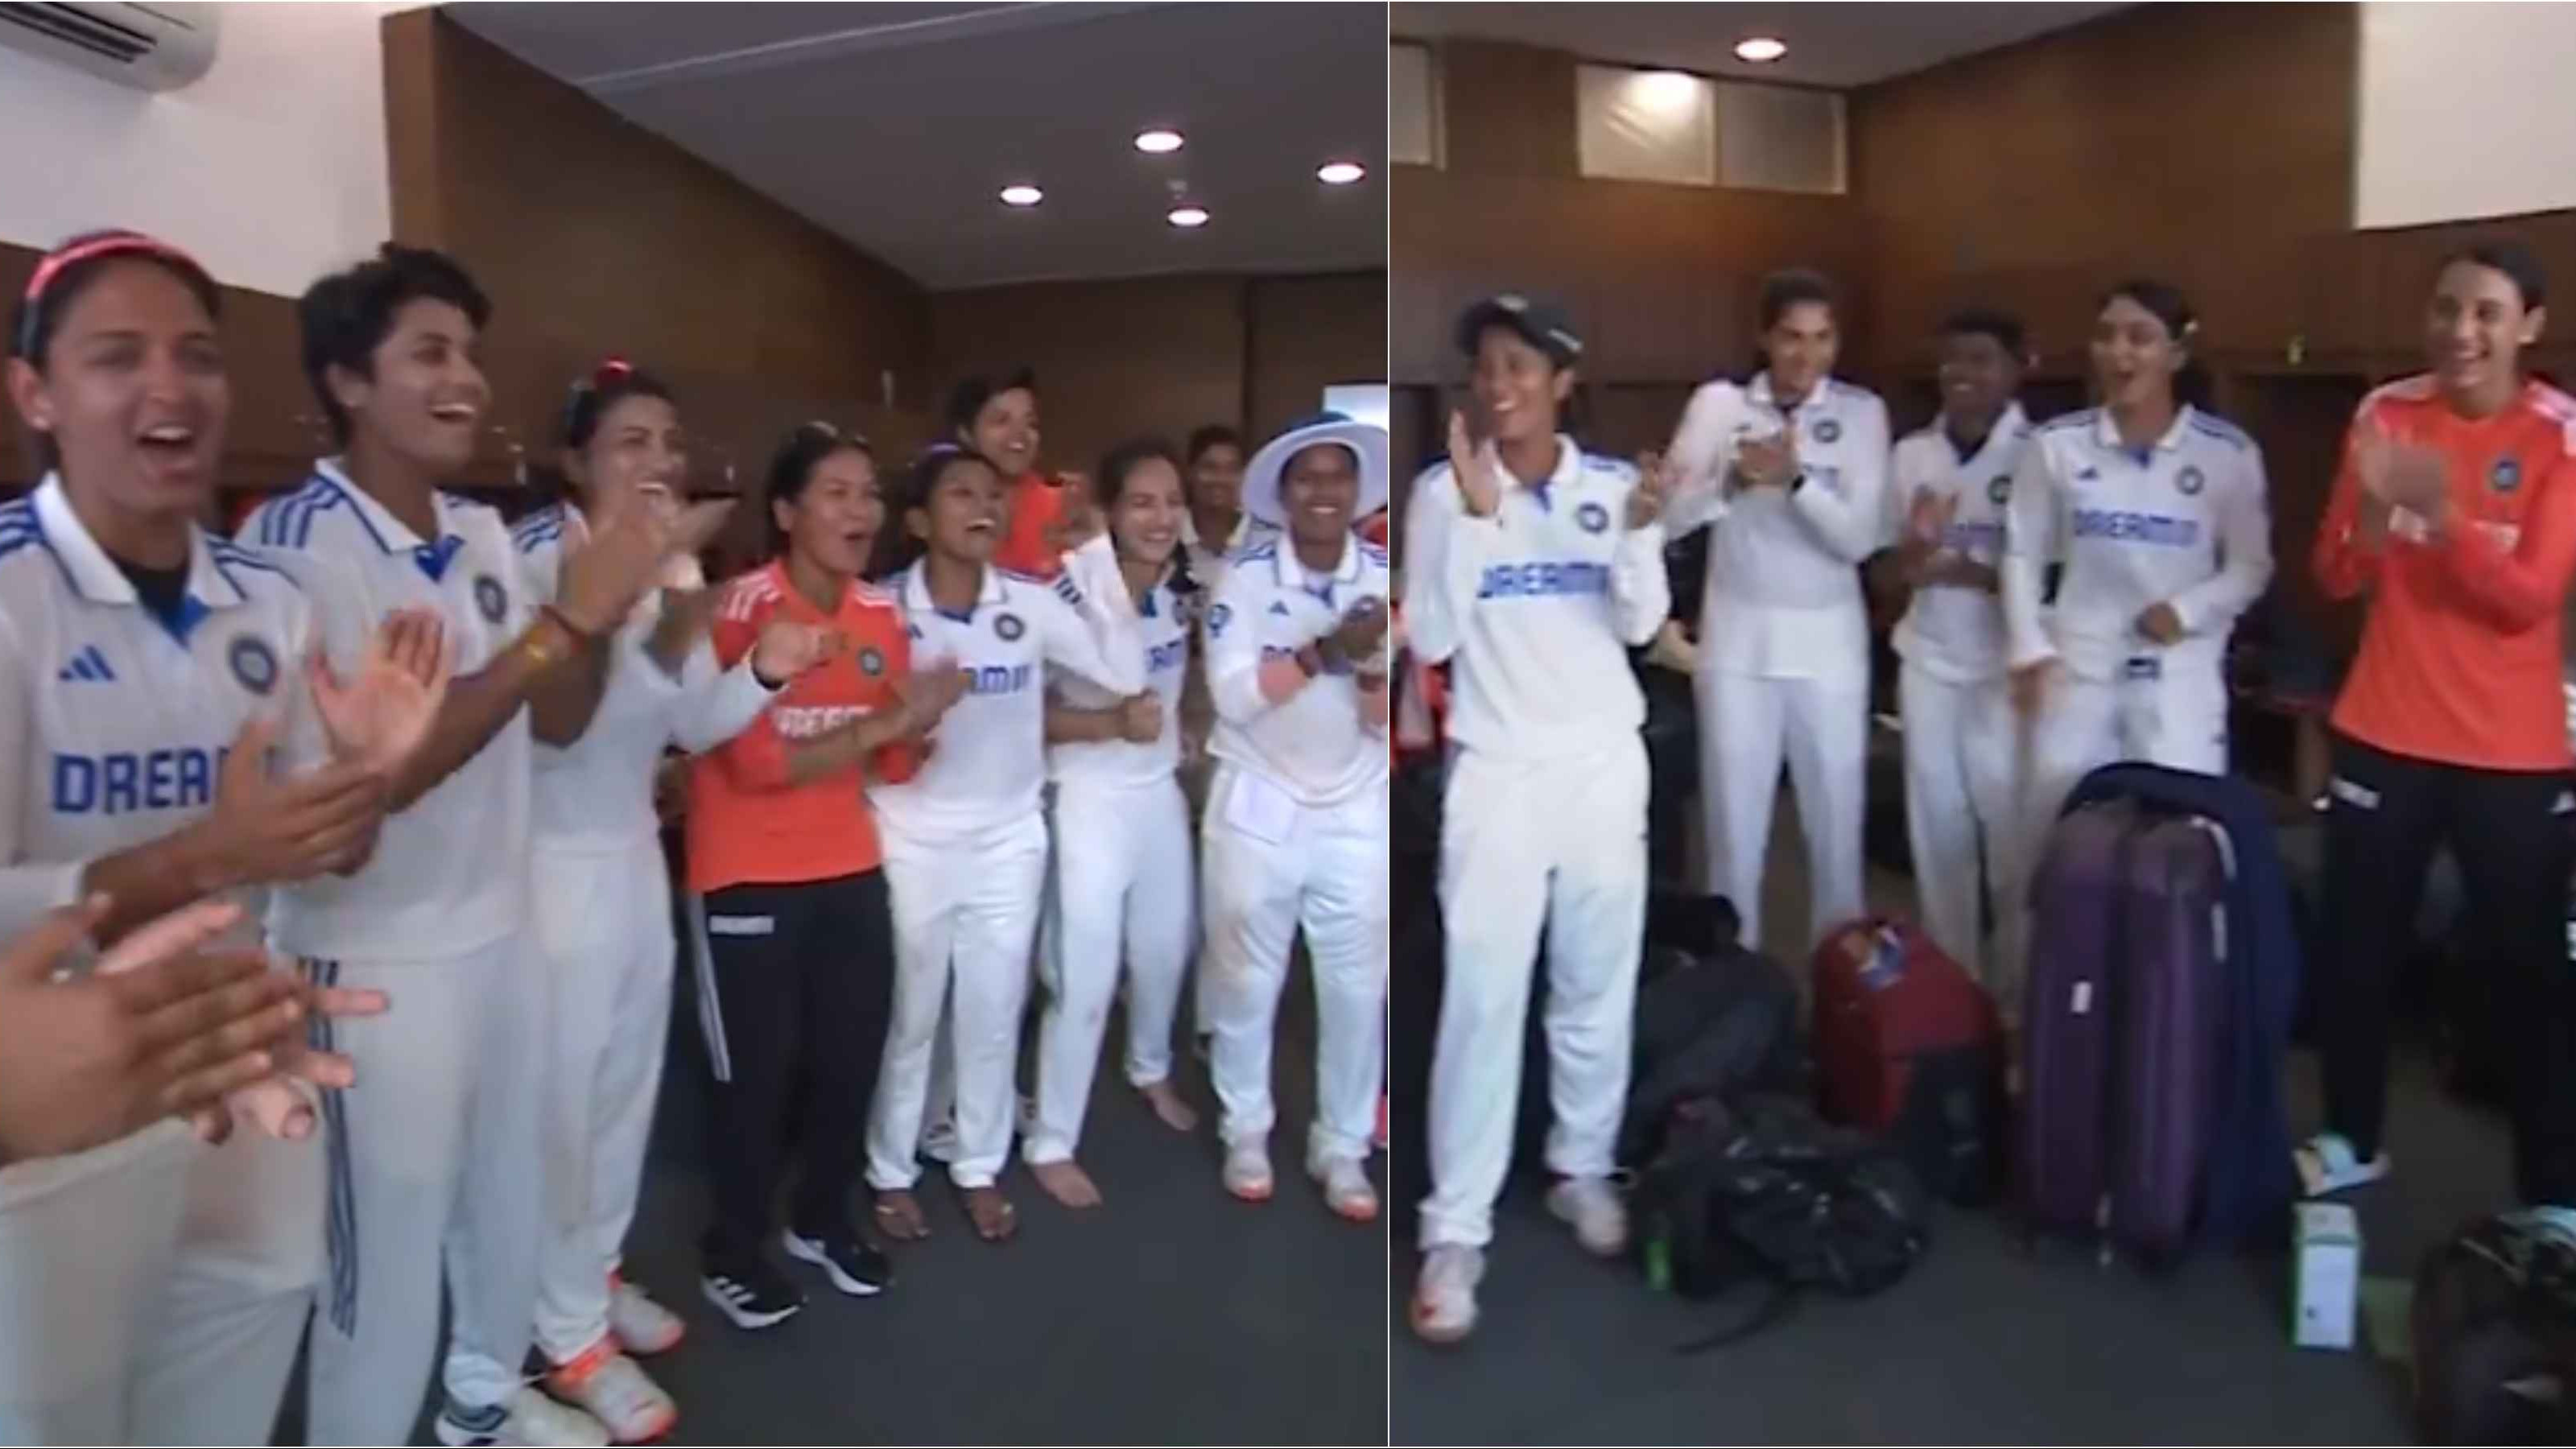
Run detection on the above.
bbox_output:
[994,611,1026,642]
[857,646,886,678]
[1988,474,2012,506]
[473,572,508,624]
[1575,501,1610,535]
[227,634,279,696]
[2176,465,2206,497]
[1207,602,1232,638]
[1812,418,1842,444]
[2493,456,2522,493]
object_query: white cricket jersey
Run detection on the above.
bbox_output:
[1181,510,1278,594]
[1046,539,1191,791]
[1401,435,1669,762]
[512,503,775,852]
[869,535,1145,844]
[239,459,535,959]
[1665,372,1892,684]
[1885,404,2030,684]
[1203,533,1393,807]
[2001,404,2275,683]
[0,477,323,940]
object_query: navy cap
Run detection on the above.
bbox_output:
[1455,293,1582,366]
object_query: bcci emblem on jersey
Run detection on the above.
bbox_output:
[228,634,279,696]
[2176,465,2206,497]
[1988,474,2012,506]
[1575,501,1610,535]
[857,646,885,678]
[2493,456,2523,493]
[474,573,508,625]
[994,611,1026,642]
[1813,418,1842,444]
[1206,603,1232,639]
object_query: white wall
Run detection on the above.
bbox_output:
[2357,1,2576,229]
[0,2,400,297]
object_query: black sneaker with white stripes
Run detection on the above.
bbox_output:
[783,1225,894,1297]
[700,1251,804,1331]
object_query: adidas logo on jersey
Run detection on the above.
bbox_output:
[57,645,114,683]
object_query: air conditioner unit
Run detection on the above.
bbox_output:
[0,2,220,92]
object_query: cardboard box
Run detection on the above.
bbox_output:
[2294,1202,2361,1350]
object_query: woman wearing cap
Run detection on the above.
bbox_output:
[510,365,836,1439]
[1663,268,1889,956]
[1201,413,1393,1219]
[1401,295,1670,1344]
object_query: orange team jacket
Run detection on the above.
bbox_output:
[2313,374,2576,771]
[687,560,917,894]
[995,473,1067,579]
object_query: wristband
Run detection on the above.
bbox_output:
[750,658,787,691]
[540,604,598,643]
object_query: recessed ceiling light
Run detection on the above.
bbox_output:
[998,184,1043,207]
[1317,160,1366,185]
[1734,35,1787,63]
[1134,128,1185,155]
[1167,204,1210,229]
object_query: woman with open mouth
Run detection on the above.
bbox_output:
[861,444,1145,1245]
[683,423,957,1335]
[0,227,440,1443]
[2001,279,2275,977]
[512,364,839,1441]
[1023,437,1204,1210]
[1199,412,1393,1224]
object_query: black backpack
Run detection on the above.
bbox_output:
[1632,1092,1930,1351]
[1618,939,1805,1168]
[2414,1213,2576,1443]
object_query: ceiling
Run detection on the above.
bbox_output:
[445,2,1387,291]
[1390,2,2132,89]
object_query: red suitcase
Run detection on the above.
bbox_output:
[1812,917,2006,1203]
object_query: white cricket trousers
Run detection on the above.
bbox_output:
[1697,668,1868,953]
[0,1116,320,1444]
[1419,737,1648,1251]
[1898,663,2021,989]
[1203,765,1389,1166]
[1027,775,1195,1165]
[868,815,1047,1192]
[530,838,675,1364]
[303,933,548,1444]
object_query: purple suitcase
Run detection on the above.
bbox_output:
[2020,799,2231,1263]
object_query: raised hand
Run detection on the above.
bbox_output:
[310,608,451,776]
[1626,452,1671,530]
[1331,597,1392,664]
[0,897,304,1160]
[750,619,835,683]
[191,716,390,891]
[1447,411,1501,518]
[1735,430,1799,490]
[1116,691,1163,745]
[1049,477,1106,552]
[2135,601,2186,646]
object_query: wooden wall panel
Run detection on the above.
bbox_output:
[1246,271,1389,442]
[1391,38,1866,391]
[383,9,935,491]
[929,276,1249,481]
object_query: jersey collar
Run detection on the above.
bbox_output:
[1940,401,2029,466]
[2091,403,2196,456]
[1269,533,1364,597]
[32,474,242,633]
[902,557,1006,621]
[1750,371,1831,413]
[312,456,468,571]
